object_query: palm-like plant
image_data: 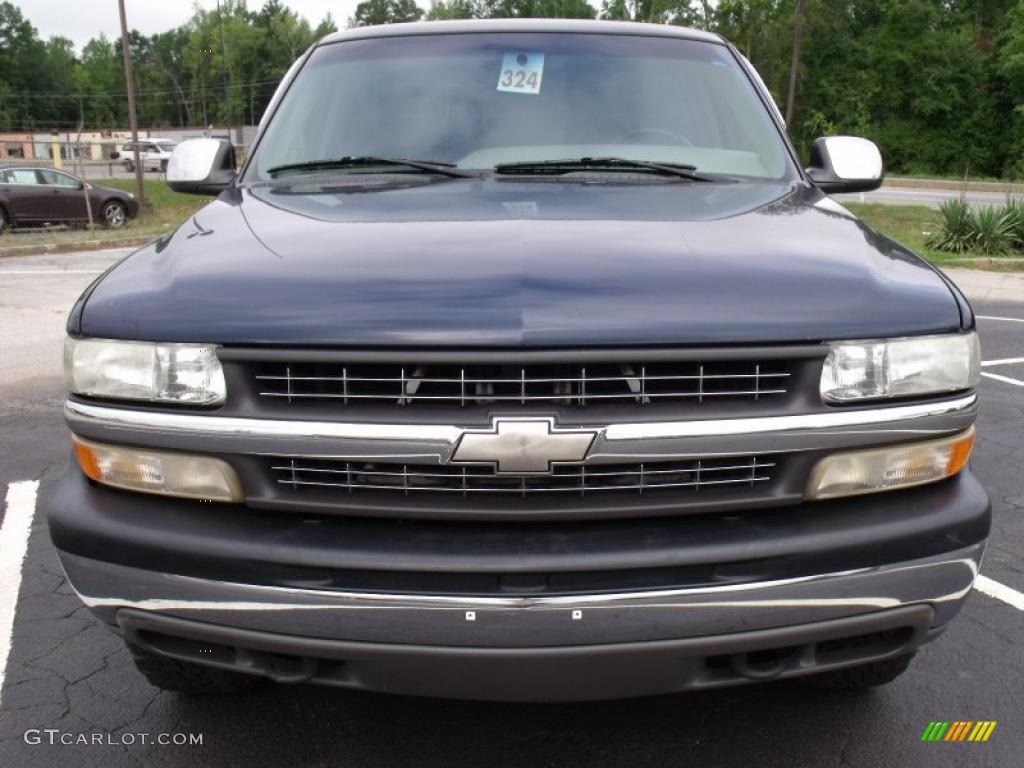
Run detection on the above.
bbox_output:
[927,198,974,253]
[1001,198,1024,252]
[971,205,1013,255]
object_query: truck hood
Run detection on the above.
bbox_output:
[78,179,963,346]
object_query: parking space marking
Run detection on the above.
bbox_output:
[977,315,1024,323]
[981,357,1024,367]
[975,575,1024,612]
[0,480,38,706]
[981,371,1024,388]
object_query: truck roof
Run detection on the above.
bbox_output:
[318,19,725,48]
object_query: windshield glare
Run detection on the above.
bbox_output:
[250,33,793,181]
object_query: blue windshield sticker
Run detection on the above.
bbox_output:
[497,52,544,95]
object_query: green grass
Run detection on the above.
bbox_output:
[100,178,207,231]
[845,202,942,256]
[844,202,1024,269]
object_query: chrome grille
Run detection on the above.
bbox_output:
[271,456,774,497]
[254,360,791,407]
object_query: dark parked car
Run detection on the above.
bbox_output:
[0,166,138,231]
[50,20,988,702]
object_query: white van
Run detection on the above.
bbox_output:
[119,139,177,172]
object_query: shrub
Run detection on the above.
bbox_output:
[927,199,1024,255]
[971,205,1014,254]
[1002,198,1024,252]
[927,198,974,253]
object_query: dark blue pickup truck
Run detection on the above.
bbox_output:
[49,19,988,701]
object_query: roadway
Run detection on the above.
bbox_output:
[834,184,1013,208]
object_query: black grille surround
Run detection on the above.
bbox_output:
[209,345,830,519]
[271,455,775,498]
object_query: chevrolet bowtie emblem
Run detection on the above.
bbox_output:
[451,418,597,474]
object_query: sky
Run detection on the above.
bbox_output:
[17,0,359,52]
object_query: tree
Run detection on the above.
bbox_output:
[599,0,706,24]
[426,0,477,19]
[352,0,425,26]
[77,36,125,128]
[784,0,805,125]
[0,1,48,129]
[0,0,1021,178]
[428,0,483,18]
[314,13,340,38]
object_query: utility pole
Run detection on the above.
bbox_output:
[118,0,145,210]
[216,0,230,102]
[216,0,234,149]
[785,0,806,127]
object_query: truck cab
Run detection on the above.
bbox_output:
[49,20,988,701]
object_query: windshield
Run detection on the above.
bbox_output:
[248,32,794,181]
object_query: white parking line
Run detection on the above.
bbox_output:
[981,371,1024,388]
[0,481,38,706]
[0,270,104,275]
[975,575,1024,612]
[977,315,1024,323]
[981,357,1024,367]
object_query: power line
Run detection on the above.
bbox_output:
[0,78,282,100]
[0,118,254,128]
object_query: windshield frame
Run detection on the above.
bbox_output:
[239,29,803,186]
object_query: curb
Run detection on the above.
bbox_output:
[0,235,155,258]
[886,177,1024,195]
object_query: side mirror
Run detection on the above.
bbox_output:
[806,136,883,194]
[167,138,236,195]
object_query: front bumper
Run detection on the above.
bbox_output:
[113,603,938,701]
[60,546,981,701]
[50,463,989,700]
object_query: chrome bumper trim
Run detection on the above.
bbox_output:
[603,394,977,440]
[59,544,983,647]
[65,394,977,459]
[65,399,463,442]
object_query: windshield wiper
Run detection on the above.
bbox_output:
[493,157,715,182]
[267,156,476,179]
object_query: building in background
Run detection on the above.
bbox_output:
[5,126,257,167]
[0,133,34,160]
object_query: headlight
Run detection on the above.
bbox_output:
[73,436,244,502]
[805,428,974,500]
[820,333,979,403]
[64,337,226,405]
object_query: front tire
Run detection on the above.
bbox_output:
[128,643,261,695]
[796,653,915,690]
[123,159,134,173]
[0,205,8,234]
[102,201,127,229]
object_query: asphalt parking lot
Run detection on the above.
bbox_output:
[0,250,1022,768]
